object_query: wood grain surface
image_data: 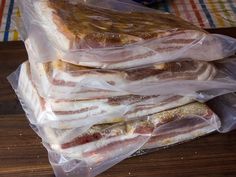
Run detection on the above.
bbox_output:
[0,28,236,177]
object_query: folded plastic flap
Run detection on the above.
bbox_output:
[208,93,236,133]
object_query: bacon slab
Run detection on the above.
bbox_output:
[30,59,216,100]
[24,0,228,68]
[18,62,195,129]
[45,102,220,166]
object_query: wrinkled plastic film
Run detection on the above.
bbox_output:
[208,93,236,133]
[35,102,220,177]
[7,1,236,177]
[7,62,193,128]
[26,47,236,101]
[7,65,38,125]
[9,64,236,177]
[8,60,236,131]
[7,58,236,131]
[39,102,220,146]
[42,104,219,177]
[7,68,223,148]
[17,0,236,69]
[42,97,236,177]
[47,135,149,177]
[24,37,236,101]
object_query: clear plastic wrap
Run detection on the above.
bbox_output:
[17,0,236,69]
[31,96,236,177]
[8,59,236,130]
[27,48,236,101]
[38,102,220,148]
[8,62,194,129]
[8,1,236,177]
[9,61,236,177]
[207,93,236,133]
[41,102,220,177]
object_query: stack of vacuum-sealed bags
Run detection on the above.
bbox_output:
[8,0,236,176]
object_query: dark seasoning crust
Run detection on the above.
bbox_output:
[47,0,204,49]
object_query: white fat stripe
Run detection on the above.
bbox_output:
[126,97,193,118]
[53,67,128,86]
[51,134,139,158]
[18,63,44,119]
[32,59,215,100]
[142,125,216,150]
[48,122,216,163]
[34,1,71,50]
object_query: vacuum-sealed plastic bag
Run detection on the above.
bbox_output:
[41,102,220,177]
[8,59,236,130]
[8,61,194,129]
[33,95,236,177]
[29,57,216,100]
[8,62,236,177]
[9,1,236,177]
[8,56,236,129]
[38,102,220,148]
[44,93,236,177]
[17,0,236,69]
[27,53,236,101]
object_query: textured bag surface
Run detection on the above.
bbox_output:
[18,0,236,69]
[23,99,226,177]
[7,58,236,130]
[21,40,236,101]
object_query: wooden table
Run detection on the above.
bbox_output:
[1,28,236,177]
